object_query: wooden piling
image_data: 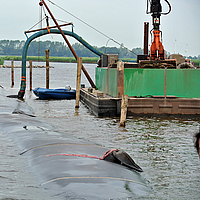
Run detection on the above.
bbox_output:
[143,22,149,55]
[117,60,124,98]
[45,49,50,89]
[11,61,14,88]
[75,57,82,108]
[165,67,167,99]
[29,60,32,91]
[120,95,129,127]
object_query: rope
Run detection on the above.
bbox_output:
[46,153,100,159]
[100,149,116,160]
[47,0,137,56]
[45,149,116,160]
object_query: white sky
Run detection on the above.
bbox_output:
[1,0,199,56]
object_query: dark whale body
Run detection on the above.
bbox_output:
[0,89,150,199]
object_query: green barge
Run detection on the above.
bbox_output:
[80,55,200,118]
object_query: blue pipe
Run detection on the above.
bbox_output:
[18,29,104,98]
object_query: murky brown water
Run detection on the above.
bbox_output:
[0,61,200,199]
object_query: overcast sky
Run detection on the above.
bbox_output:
[1,0,199,56]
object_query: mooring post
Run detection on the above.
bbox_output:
[143,22,149,55]
[117,60,124,98]
[165,67,167,99]
[11,61,14,88]
[120,95,129,127]
[29,60,32,91]
[45,49,50,89]
[75,57,82,108]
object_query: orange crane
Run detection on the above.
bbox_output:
[146,0,171,60]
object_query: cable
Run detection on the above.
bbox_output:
[27,17,46,31]
[47,0,137,55]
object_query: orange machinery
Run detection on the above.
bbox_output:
[146,0,171,60]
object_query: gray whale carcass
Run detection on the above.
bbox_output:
[0,89,151,199]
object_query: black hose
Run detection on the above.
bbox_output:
[7,95,19,98]
[146,0,171,15]
[161,0,171,15]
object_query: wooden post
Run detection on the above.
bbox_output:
[29,60,32,91]
[143,22,149,55]
[75,57,82,108]
[117,60,124,98]
[45,49,50,89]
[120,95,129,127]
[165,67,167,99]
[11,61,14,88]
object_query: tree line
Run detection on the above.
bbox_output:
[0,40,142,58]
[0,40,199,59]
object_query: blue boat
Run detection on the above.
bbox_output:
[33,87,76,100]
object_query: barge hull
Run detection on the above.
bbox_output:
[80,88,200,118]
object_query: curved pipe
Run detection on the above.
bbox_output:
[161,0,171,15]
[18,29,104,98]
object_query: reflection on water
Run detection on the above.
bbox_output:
[0,61,200,199]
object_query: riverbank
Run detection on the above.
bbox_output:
[1,55,200,66]
[0,56,137,64]
[1,56,99,64]
[0,65,54,68]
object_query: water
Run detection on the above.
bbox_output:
[0,60,200,199]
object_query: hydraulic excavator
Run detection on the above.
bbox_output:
[147,0,171,60]
[139,0,175,68]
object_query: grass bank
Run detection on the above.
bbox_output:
[1,56,99,63]
[1,56,200,66]
[0,57,4,65]
[1,56,137,64]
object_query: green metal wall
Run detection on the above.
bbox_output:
[96,67,200,98]
[166,69,200,98]
[95,68,117,97]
